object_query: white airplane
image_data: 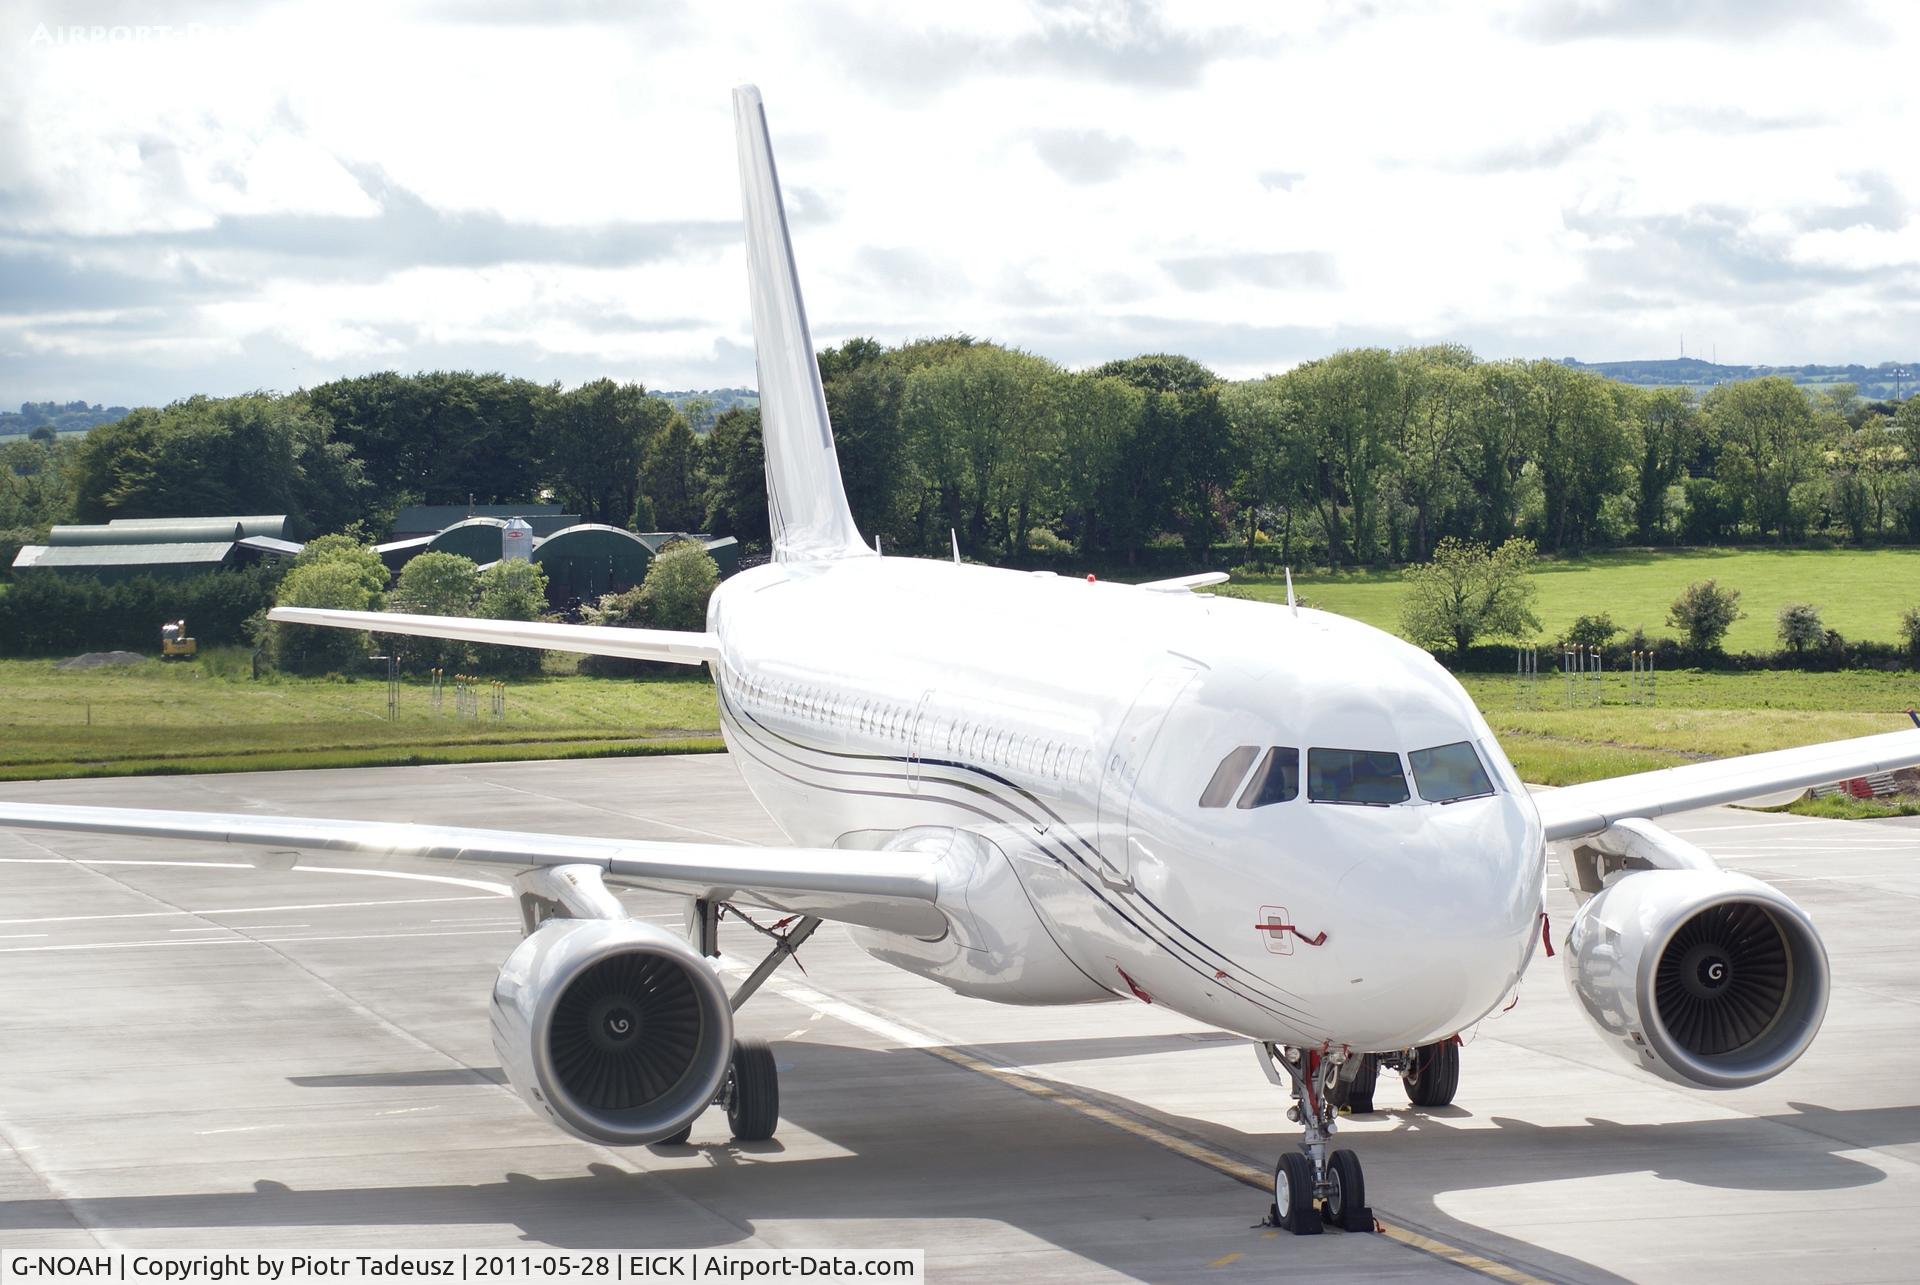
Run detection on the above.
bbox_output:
[7,85,1920,1236]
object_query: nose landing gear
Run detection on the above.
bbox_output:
[1256,1042,1375,1234]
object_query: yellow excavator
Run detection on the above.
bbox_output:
[159,618,197,660]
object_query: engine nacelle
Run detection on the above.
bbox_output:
[1564,868,1829,1089]
[490,918,734,1144]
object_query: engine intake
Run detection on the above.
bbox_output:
[491,918,733,1144]
[1564,870,1828,1089]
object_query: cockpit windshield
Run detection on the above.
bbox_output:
[1307,748,1410,806]
[1408,741,1496,803]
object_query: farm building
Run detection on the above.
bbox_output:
[10,515,301,582]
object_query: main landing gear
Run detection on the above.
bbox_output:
[657,900,819,1148]
[1257,1043,1373,1234]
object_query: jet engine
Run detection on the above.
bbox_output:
[1564,869,1829,1089]
[490,917,734,1144]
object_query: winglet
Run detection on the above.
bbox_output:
[951,529,961,565]
[1285,566,1297,616]
[732,84,869,562]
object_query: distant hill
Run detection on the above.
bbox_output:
[649,387,759,435]
[1560,358,1918,401]
[0,400,128,438]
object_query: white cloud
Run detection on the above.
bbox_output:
[1,0,1917,406]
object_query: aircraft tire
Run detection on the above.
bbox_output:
[1272,1152,1322,1235]
[1328,1053,1378,1113]
[1403,1040,1459,1107]
[725,1038,780,1141]
[1324,1149,1371,1232]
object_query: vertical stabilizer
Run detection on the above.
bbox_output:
[732,85,869,562]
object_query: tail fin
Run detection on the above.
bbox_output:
[732,85,869,562]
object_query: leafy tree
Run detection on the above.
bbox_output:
[1900,604,1920,659]
[1460,361,1541,546]
[821,339,909,546]
[270,551,384,674]
[1223,378,1313,565]
[1705,378,1818,539]
[70,393,364,535]
[544,378,671,526]
[1776,602,1824,658]
[702,407,769,549]
[641,415,705,531]
[1628,387,1700,543]
[1287,350,1405,567]
[1529,360,1630,552]
[1667,579,1744,656]
[1398,536,1540,664]
[472,559,549,674]
[290,535,389,597]
[1566,613,1621,650]
[1394,350,1475,561]
[634,539,720,631]
[388,551,478,671]
[902,346,1060,554]
[0,435,77,532]
[1054,373,1144,556]
[307,370,550,511]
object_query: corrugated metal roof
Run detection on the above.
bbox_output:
[236,535,304,555]
[49,515,287,546]
[23,542,236,568]
[391,504,576,538]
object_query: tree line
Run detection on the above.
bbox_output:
[4,345,1918,569]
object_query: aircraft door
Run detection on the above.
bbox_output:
[1095,659,1200,886]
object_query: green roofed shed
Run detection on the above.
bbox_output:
[426,517,508,563]
[532,524,654,604]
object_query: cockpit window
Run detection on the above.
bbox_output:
[1198,745,1260,807]
[1409,741,1495,803]
[1307,748,1410,805]
[1236,747,1300,809]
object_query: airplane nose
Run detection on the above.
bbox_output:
[1324,799,1540,1047]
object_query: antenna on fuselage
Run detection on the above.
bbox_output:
[1285,566,1297,616]
[951,529,961,565]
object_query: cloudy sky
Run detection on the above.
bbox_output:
[3,0,1916,409]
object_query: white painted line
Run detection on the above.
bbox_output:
[0,933,48,939]
[169,927,231,933]
[0,894,503,926]
[0,926,521,954]
[194,1124,284,1136]
[715,953,937,1049]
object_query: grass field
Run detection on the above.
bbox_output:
[1230,547,1920,654]
[1460,668,1920,785]
[0,649,723,780]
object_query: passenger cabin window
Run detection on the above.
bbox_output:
[1198,746,1259,807]
[1409,741,1495,803]
[1236,747,1300,809]
[1307,748,1410,806]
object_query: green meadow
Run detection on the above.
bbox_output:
[0,650,722,780]
[1232,547,1920,654]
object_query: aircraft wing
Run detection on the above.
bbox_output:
[1534,726,1920,843]
[268,607,718,666]
[0,803,944,935]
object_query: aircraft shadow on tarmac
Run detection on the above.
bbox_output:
[5,1036,1911,1283]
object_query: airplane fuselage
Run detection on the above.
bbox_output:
[708,554,1546,1051]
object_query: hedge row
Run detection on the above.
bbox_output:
[0,568,282,656]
